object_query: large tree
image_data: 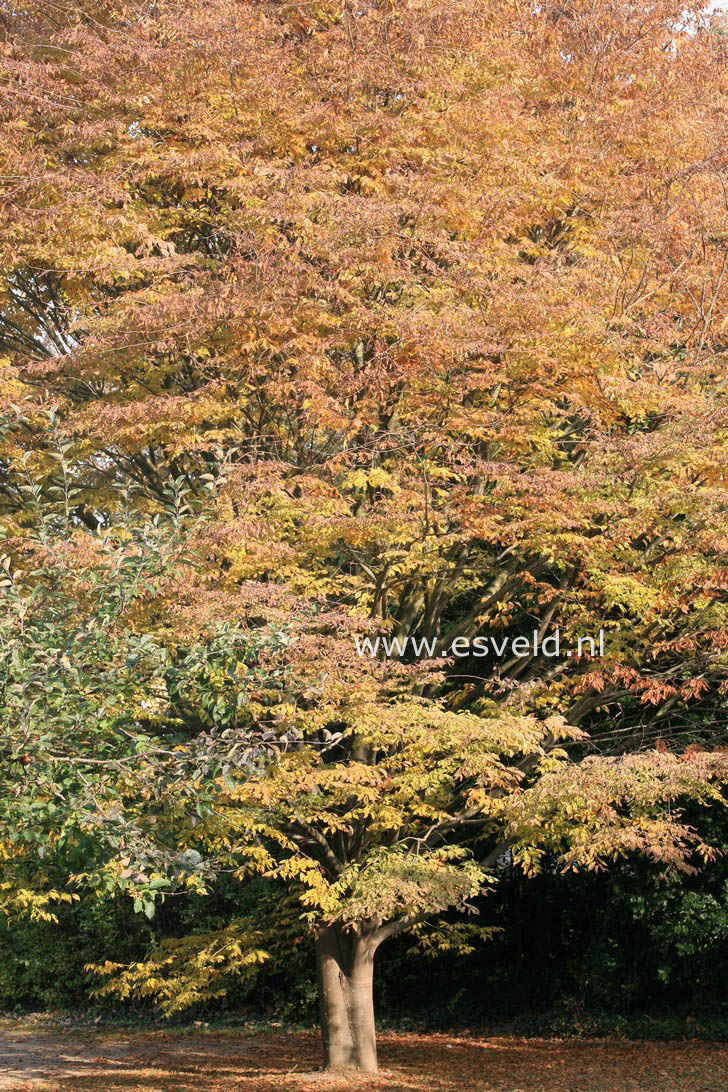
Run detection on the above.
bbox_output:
[2,0,728,1074]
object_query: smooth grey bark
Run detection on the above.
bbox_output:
[315,924,378,1073]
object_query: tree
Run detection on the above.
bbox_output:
[2,0,728,1075]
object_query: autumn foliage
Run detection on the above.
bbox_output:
[2,0,728,1074]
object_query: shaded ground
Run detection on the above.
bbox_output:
[1,1025,727,1091]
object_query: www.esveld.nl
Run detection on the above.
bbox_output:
[354,629,605,660]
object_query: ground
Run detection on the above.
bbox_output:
[1,1022,727,1091]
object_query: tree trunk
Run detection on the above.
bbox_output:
[315,923,378,1073]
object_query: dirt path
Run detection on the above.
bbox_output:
[1,1026,728,1091]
